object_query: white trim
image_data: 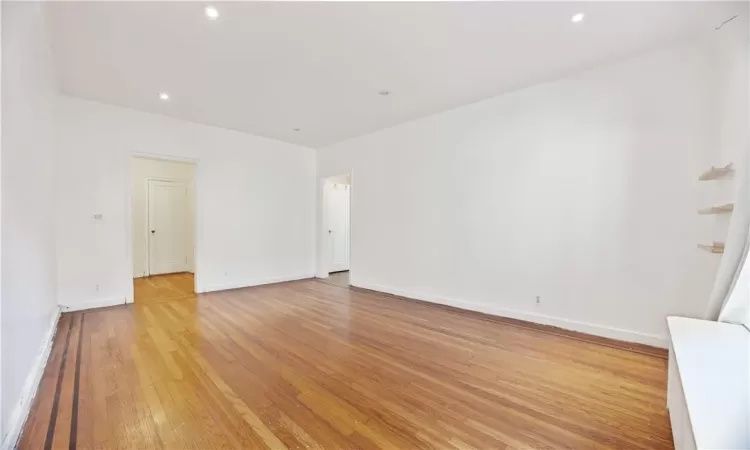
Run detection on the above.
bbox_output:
[316,175,330,279]
[0,307,61,450]
[60,296,127,312]
[328,184,351,273]
[354,282,668,348]
[317,170,354,279]
[199,273,315,293]
[348,170,356,287]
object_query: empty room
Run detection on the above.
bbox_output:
[2,1,749,449]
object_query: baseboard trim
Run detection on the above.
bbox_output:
[1,307,61,450]
[353,282,668,352]
[60,296,126,312]
[200,273,316,293]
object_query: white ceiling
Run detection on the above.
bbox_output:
[47,1,744,148]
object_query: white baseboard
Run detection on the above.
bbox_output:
[199,273,315,293]
[354,282,668,348]
[60,296,126,312]
[1,307,61,450]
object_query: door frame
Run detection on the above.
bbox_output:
[317,171,354,282]
[145,178,190,276]
[327,182,350,273]
[125,152,200,303]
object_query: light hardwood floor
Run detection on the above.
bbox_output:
[19,273,672,449]
[320,271,350,287]
[132,271,196,304]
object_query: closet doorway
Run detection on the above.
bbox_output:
[323,173,351,286]
[131,156,196,303]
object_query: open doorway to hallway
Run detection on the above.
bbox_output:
[131,156,197,302]
[323,173,351,286]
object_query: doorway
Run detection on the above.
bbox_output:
[148,179,190,274]
[323,173,351,286]
[131,156,196,303]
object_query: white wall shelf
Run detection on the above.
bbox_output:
[697,203,734,215]
[697,163,734,252]
[697,242,725,254]
[698,163,734,181]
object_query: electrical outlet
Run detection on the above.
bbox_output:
[536,296,540,305]
[96,284,100,293]
[224,271,228,277]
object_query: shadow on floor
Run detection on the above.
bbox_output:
[326,271,349,287]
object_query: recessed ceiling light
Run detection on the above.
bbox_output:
[378,90,391,96]
[159,92,170,101]
[205,5,219,20]
[571,13,585,23]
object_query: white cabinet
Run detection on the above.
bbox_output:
[667,317,749,450]
[667,346,697,450]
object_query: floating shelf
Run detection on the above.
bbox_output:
[699,163,734,181]
[698,203,734,215]
[698,242,725,254]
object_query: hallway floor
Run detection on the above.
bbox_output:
[134,272,194,303]
[326,270,349,287]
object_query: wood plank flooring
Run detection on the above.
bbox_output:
[19,274,672,449]
[133,272,196,304]
[319,271,350,288]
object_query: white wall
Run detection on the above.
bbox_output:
[132,157,195,278]
[317,33,735,347]
[327,174,351,185]
[705,12,750,323]
[55,95,317,311]
[1,2,60,445]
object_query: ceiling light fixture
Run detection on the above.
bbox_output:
[378,90,391,96]
[292,128,300,132]
[159,92,170,101]
[205,5,219,20]
[571,13,585,23]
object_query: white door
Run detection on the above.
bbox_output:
[148,180,189,275]
[328,183,350,272]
